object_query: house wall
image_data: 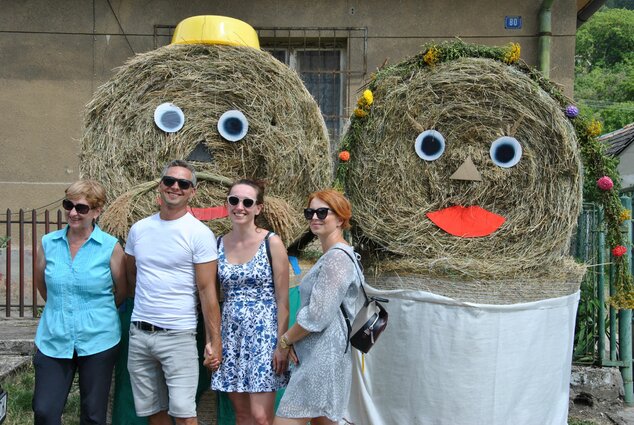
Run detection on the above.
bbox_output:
[0,0,578,210]
[618,142,634,189]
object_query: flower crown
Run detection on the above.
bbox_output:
[336,40,632,307]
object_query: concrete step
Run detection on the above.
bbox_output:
[0,355,31,381]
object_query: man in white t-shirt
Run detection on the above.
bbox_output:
[125,159,221,425]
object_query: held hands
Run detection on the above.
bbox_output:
[203,342,222,371]
[273,345,290,374]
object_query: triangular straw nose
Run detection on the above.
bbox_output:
[450,156,483,181]
[171,15,260,48]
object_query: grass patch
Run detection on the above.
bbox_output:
[2,362,80,425]
[568,418,600,425]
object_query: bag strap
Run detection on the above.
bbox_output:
[264,231,273,277]
[333,247,369,354]
[333,247,370,303]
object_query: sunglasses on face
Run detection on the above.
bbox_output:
[304,207,330,220]
[227,196,256,208]
[62,199,91,215]
[161,176,194,190]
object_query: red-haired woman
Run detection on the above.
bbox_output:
[274,189,362,425]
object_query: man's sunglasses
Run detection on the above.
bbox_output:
[161,176,194,190]
[304,207,330,220]
[62,199,91,215]
[227,196,256,208]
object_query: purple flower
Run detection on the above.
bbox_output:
[565,105,579,118]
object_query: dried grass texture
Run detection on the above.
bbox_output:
[80,44,332,244]
[346,58,585,294]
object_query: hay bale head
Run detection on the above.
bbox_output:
[80,43,331,244]
[345,56,584,290]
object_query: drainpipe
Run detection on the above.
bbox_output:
[538,0,555,78]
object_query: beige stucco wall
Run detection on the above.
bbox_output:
[0,0,578,211]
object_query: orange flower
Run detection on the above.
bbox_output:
[354,108,368,118]
[339,150,350,161]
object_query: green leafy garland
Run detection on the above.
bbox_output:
[335,40,633,308]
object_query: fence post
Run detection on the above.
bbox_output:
[598,207,606,364]
[5,209,11,317]
[19,209,25,317]
[619,195,633,406]
[32,209,38,317]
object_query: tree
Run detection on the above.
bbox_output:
[575,8,634,133]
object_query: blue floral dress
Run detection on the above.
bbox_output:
[211,235,290,392]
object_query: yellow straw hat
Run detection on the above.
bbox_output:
[171,15,259,48]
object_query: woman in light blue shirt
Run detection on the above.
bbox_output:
[32,180,127,425]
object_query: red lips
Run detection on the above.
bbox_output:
[188,206,228,220]
[426,205,505,237]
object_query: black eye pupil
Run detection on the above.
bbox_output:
[421,135,442,156]
[161,111,182,129]
[223,117,243,135]
[494,143,516,164]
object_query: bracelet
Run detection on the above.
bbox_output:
[279,334,292,350]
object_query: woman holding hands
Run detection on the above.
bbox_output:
[274,189,362,425]
[211,179,290,425]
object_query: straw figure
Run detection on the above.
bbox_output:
[339,41,630,425]
[79,17,331,247]
[77,16,332,424]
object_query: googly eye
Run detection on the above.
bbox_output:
[154,103,185,133]
[490,136,522,168]
[218,110,249,142]
[414,130,445,161]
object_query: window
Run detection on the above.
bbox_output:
[153,25,367,146]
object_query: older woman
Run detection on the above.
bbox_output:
[32,180,126,425]
[274,189,361,425]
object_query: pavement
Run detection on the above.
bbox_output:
[1,315,634,425]
[0,316,37,381]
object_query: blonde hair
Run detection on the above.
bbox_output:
[65,180,107,209]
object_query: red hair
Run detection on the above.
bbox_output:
[307,189,352,230]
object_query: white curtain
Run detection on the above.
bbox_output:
[345,288,580,425]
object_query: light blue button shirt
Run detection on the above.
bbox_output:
[35,225,121,358]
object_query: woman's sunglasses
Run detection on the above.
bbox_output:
[62,199,91,215]
[304,207,330,220]
[161,176,194,190]
[227,196,256,208]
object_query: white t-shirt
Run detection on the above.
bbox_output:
[125,212,217,330]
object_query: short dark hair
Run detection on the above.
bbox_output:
[161,159,197,186]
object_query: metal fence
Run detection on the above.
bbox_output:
[572,196,633,405]
[1,208,65,317]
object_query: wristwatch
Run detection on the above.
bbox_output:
[279,334,292,350]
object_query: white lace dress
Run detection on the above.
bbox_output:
[276,243,361,421]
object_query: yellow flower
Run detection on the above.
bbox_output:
[620,209,631,222]
[588,119,603,137]
[363,89,373,106]
[503,43,521,64]
[423,47,440,66]
[354,108,368,118]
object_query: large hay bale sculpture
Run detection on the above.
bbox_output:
[339,42,613,425]
[343,51,584,304]
[78,16,332,425]
[80,16,331,246]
